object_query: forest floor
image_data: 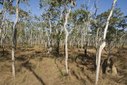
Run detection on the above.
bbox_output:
[0,46,127,85]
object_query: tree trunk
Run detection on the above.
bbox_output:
[65,33,69,74]
[56,33,60,55]
[95,0,117,85]
[12,0,19,82]
[64,9,71,74]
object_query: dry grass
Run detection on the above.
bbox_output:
[0,46,127,85]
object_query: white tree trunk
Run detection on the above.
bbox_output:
[65,33,69,73]
[95,0,117,85]
[64,9,71,74]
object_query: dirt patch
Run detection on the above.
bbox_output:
[0,47,127,85]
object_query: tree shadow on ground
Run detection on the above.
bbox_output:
[0,50,11,61]
[75,53,96,71]
[16,55,28,61]
[22,61,46,85]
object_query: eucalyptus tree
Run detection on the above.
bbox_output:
[0,0,17,80]
[61,0,76,74]
[6,0,29,82]
[0,0,13,54]
[0,0,5,47]
[40,0,63,54]
[91,7,127,70]
[11,0,20,81]
[63,7,71,74]
[0,0,29,80]
[40,0,58,52]
[95,0,117,85]
[71,8,90,52]
[40,0,76,74]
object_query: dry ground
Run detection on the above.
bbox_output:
[0,46,127,85]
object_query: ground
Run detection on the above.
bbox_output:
[0,46,127,85]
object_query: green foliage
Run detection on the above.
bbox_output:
[71,9,89,24]
[40,0,76,8]
[91,8,127,42]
